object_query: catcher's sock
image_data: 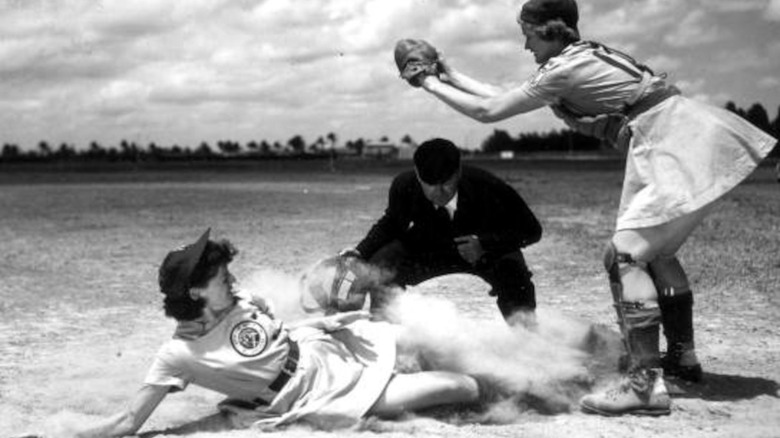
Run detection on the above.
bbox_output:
[658,292,702,382]
[658,292,695,351]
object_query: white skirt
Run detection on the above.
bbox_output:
[249,320,397,428]
[617,95,776,230]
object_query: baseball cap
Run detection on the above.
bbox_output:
[519,0,579,29]
[159,228,211,298]
[413,138,461,185]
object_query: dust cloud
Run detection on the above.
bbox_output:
[243,265,622,418]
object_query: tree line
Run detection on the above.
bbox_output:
[1,101,778,164]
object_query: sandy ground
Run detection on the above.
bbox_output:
[1,161,778,438]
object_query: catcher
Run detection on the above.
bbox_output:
[396,0,776,417]
[47,229,488,437]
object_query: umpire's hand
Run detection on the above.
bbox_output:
[454,235,485,266]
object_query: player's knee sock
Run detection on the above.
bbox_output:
[658,292,695,351]
[649,256,696,354]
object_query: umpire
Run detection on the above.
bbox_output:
[349,138,542,325]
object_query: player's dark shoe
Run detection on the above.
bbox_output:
[661,344,703,383]
[580,368,671,416]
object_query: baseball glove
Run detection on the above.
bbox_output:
[394,38,440,87]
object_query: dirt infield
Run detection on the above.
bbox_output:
[1,160,778,438]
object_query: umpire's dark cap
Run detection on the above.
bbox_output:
[519,0,579,29]
[413,138,461,185]
[159,228,210,298]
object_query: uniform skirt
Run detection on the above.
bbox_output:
[617,95,776,230]
[248,320,397,428]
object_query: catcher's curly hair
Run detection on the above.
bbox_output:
[163,239,238,321]
[520,19,580,44]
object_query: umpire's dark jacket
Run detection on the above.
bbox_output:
[356,165,542,260]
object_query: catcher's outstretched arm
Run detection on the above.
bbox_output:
[422,76,546,123]
[438,58,503,98]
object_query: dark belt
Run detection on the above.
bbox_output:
[268,339,299,392]
[606,85,682,148]
[624,85,681,120]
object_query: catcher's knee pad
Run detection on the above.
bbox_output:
[648,256,691,298]
[603,242,645,301]
[603,242,659,325]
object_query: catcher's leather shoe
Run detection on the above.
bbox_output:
[661,343,703,383]
[580,368,671,416]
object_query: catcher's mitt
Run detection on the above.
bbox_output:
[394,38,439,87]
[299,255,371,314]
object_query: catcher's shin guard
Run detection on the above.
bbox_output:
[582,244,669,416]
[604,243,662,371]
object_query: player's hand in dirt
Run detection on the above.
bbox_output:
[338,247,362,260]
[454,235,485,265]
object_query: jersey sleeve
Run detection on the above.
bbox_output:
[519,59,575,106]
[144,344,190,391]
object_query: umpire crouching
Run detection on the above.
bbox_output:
[347,138,542,325]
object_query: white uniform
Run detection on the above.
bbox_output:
[521,41,776,230]
[145,300,396,427]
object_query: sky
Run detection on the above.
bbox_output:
[1,0,779,151]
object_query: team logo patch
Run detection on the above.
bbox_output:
[230,320,269,357]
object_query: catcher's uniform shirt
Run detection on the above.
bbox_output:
[521,41,776,230]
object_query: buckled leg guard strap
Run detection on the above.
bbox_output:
[649,257,695,349]
[604,243,637,355]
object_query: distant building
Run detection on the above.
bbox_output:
[363,141,399,159]
[397,137,417,160]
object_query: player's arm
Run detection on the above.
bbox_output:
[355,176,412,259]
[437,58,503,98]
[70,384,170,438]
[422,75,546,123]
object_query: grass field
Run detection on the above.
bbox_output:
[1,158,778,438]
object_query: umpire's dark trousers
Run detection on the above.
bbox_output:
[367,239,536,322]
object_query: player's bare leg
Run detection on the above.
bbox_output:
[369,371,479,417]
[580,241,671,416]
[640,206,712,382]
[650,255,702,382]
[581,208,709,415]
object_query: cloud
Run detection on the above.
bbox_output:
[758,76,780,90]
[0,0,778,150]
[768,0,780,20]
[663,9,723,47]
[705,0,772,13]
[643,54,682,75]
[581,0,678,41]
